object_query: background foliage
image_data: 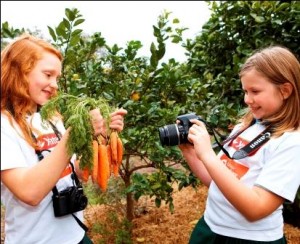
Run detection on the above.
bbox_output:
[1,0,299,240]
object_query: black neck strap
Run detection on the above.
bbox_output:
[209,121,272,160]
[231,129,271,159]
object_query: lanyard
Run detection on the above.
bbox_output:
[210,122,272,160]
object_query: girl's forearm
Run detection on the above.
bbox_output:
[181,148,212,186]
[12,129,72,205]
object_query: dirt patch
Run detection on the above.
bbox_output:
[1,184,300,243]
[84,184,300,244]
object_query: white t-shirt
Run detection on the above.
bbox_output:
[204,122,300,241]
[1,112,85,244]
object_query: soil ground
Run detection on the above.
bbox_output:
[1,184,300,243]
[84,184,300,244]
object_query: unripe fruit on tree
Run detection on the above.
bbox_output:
[72,74,80,80]
[131,92,140,101]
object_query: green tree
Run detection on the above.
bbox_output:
[184,1,300,130]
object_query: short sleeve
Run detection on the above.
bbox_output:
[1,115,33,170]
[255,132,300,202]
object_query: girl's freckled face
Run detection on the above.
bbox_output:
[27,52,61,108]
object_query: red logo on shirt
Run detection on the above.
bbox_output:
[230,136,248,151]
[37,133,59,150]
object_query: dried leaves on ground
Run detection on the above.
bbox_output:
[83,184,300,244]
[1,184,299,243]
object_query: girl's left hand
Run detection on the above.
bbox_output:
[188,119,214,161]
[89,108,105,136]
[109,108,128,132]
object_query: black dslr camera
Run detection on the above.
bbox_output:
[52,185,88,217]
[158,113,205,146]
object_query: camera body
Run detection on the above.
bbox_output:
[158,113,204,146]
[52,185,88,217]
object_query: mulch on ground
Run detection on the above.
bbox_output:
[1,184,299,243]
[84,184,300,244]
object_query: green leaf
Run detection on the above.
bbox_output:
[250,13,265,23]
[71,29,83,37]
[276,3,290,12]
[155,198,161,208]
[172,18,180,24]
[63,18,70,30]
[65,8,76,21]
[47,26,56,41]
[74,19,85,27]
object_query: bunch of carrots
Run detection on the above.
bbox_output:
[40,92,123,192]
[81,130,123,192]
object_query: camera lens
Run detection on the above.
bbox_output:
[77,195,88,209]
[74,188,88,210]
[158,124,180,146]
[70,187,88,211]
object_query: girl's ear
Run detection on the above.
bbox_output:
[280,82,293,99]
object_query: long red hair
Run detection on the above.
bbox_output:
[1,33,63,147]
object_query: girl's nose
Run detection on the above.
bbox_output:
[49,80,59,89]
[244,94,253,105]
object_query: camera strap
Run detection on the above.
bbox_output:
[32,120,89,232]
[209,121,272,160]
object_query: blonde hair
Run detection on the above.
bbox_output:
[239,46,300,136]
[1,33,63,147]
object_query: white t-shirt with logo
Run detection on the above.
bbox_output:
[204,122,300,241]
[1,112,85,244]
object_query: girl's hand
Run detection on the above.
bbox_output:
[109,108,128,132]
[178,141,194,153]
[188,119,214,161]
[178,142,197,163]
[89,108,105,136]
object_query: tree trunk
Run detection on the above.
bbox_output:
[126,191,134,221]
[124,154,135,222]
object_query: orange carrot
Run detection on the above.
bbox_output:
[81,167,90,183]
[110,131,118,163]
[97,144,110,192]
[91,140,99,183]
[112,162,119,177]
[117,137,123,165]
[107,144,113,170]
[111,137,123,177]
